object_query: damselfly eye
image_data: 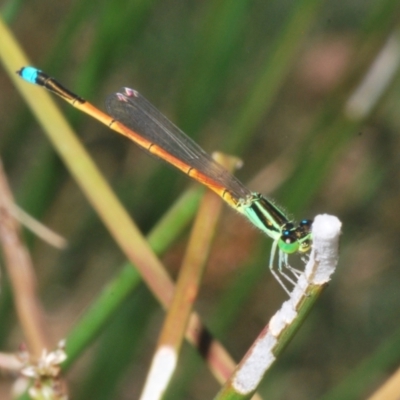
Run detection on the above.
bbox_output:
[300,219,312,228]
[278,230,299,254]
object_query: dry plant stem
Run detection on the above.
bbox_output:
[345,29,400,120]
[0,159,50,358]
[0,18,246,388]
[214,214,342,400]
[140,154,238,400]
[9,204,67,249]
[367,366,400,400]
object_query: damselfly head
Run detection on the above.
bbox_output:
[278,220,313,255]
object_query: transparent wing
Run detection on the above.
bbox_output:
[105,88,251,200]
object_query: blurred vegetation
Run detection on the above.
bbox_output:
[1,0,400,399]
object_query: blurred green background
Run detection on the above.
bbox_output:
[2,0,400,399]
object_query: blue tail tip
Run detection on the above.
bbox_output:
[17,66,41,84]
